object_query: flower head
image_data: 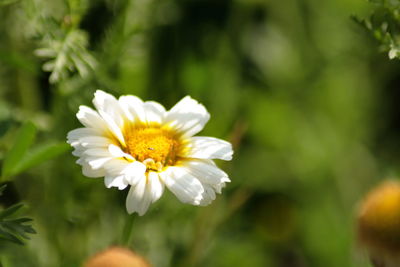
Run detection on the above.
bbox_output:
[67,90,233,215]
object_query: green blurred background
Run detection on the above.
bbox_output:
[0,0,399,266]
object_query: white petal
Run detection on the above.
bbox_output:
[160,167,204,205]
[92,90,126,145]
[182,137,233,160]
[124,161,147,186]
[76,104,125,146]
[85,157,112,170]
[143,101,166,125]
[108,144,124,157]
[103,158,130,174]
[104,175,128,190]
[199,184,216,206]
[79,136,111,148]
[83,164,105,177]
[213,182,228,194]
[84,148,111,157]
[77,159,105,178]
[67,128,99,143]
[180,159,230,186]
[126,177,152,216]
[181,159,230,200]
[108,144,134,160]
[93,90,125,127]
[72,146,85,157]
[84,152,113,169]
[98,111,126,146]
[118,95,146,123]
[76,106,108,132]
[67,129,110,153]
[148,171,164,203]
[164,96,210,137]
[103,159,146,187]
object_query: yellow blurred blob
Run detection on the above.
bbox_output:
[83,247,151,267]
[357,180,400,266]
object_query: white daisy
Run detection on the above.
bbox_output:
[67,90,233,215]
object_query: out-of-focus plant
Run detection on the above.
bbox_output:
[0,121,69,247]
[0,185,36,245]
[27,0,97,83]
[1,121,70,181]
[354,0,400,59]
[0,0,19,5]
[35,28,96,83]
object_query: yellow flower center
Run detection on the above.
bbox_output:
[123,126,180,171]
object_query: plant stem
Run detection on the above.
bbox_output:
[121,214,136,246]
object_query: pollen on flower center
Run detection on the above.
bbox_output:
[123,126,180,170]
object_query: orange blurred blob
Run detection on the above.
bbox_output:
[84,247,151,267]
[357,180,400,266]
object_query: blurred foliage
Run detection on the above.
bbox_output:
[35,29,97,83]
[0,185,36,245]
[2,121,70,180]
[354,0,400,59]
[0,0,399,266]
[0,201,36,245]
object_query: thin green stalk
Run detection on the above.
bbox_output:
[120,214,136,246]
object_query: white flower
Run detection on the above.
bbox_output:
[67,90,233,215]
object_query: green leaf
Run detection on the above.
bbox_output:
[0,228,24,245]
[12,142,70,176]
[0,204,23,221]
[11,218,33,224]
[2,220,35,239]
[0,202,36,245]
[1,122,36,180]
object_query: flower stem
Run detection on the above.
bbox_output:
[121,214,136,246]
